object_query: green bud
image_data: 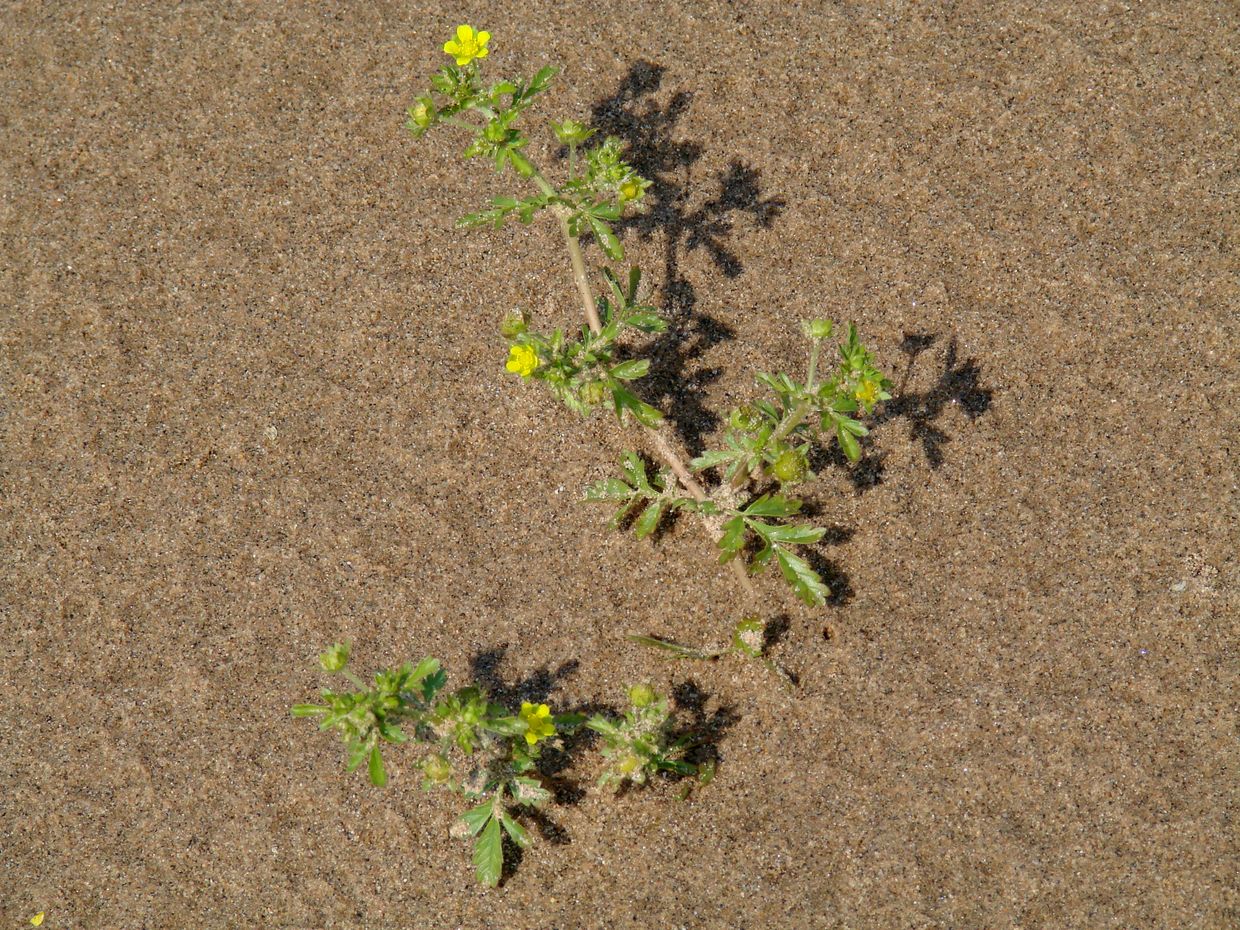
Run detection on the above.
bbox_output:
[582,381,608,405]
[729,405,762,432]
[732,618,765,658]
[552,119,595,146]
[318,642,351,673]
[628,683,656,708]
[423,754,452,784]
[407,97,435,131]
[500,311,527,339]
[802,319,833,340]
[617,753,643,775]
[772,448,809,484]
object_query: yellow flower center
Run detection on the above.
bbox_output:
[505,344,540,378]
[854,378,880,406]
[443,25,490,67]
[519,702,556,746]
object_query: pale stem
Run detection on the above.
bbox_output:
[523,166,756,601]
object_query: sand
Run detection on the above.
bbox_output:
[2,1,1236,927]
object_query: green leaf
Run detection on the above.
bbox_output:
[368,746,387,787]
[717,515,746,562]
[612,385,663,428]
[765,524,826,546]
[775,546,830,607]
[584,478,634,502]
[473,815,503,887]
[627,266,642,302]
[485,715,525,738]
[610,359,650,381]
[507,148,534,177]
[743,494,802,518]
[624,311,666,333]
[585,715,623,737]
[634,500,665,539]
[839,417,869,437]
[588,215,623,261]
[499,811,532,849]
[628,634,719,660]
[511,775,553,806]
[290,704,327,717]
[603,266,626,308]
[529,65,558,93]
[459,801,494,837]
[689,449,735,471]
[346,740,369,772]
[837,423,861,462]
[553,712,588,731]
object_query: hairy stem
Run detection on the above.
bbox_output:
[525,164,756,601]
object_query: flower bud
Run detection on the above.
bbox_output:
[407,98,435,131]
[318,642,351,673]
[732,617,765,658]
[423,754,452,784]
[617,753,643,775]
[729,405,762,432]
[500,311,527,339]
[802,319,833,340]
[628,683,656,708]
[582,381,608,405]
[772,448,808,484]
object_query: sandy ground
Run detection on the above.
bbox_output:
[2,1,1236,927]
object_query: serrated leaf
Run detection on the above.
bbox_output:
[473,815,503,887]
[529,65,558,92]
[610,359,650,381]
[634,499,665,539]
[459,801,494,837]
[612,385,663,428]
[368,746,387,786]
[839,417,869,437]
[588,215,623,261]
[743,494,802,518]
[507,148,534,177]
[512,775,553,806]
[420,667,448,703]
[718,515,746,562]
[765,524,826,545]
[603,266,626,307]
[499,812,532,849]
[837,423,861,462]
[627,266,641,301]
[584,478,634,502]
[485,716,525,738]
[689,448,736,471]
[624,311,666,333]
[775,546,830,607]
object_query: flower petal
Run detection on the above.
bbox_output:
[457,24,473,43]
[477,31,491,46]
[443,40,458,55]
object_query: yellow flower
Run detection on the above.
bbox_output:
[443,25,490,67]
[519,702,556,746]
[854,377,880,407]
[31,915,45,927]
[505,344,540,378]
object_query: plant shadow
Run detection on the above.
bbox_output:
[584,61,786,450]
[669,679,739,775]
[814,332,995,491]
